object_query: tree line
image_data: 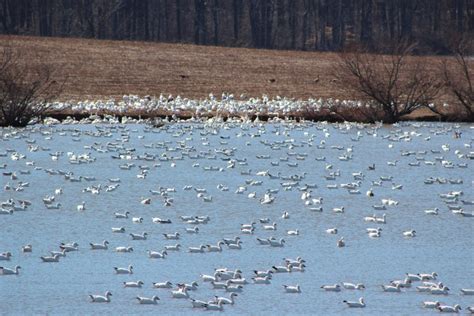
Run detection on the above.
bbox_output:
[0,0,472,54]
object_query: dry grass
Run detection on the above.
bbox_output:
[0,35,463,120]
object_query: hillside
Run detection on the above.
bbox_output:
[2,35,348,101]
[1,35,455,110]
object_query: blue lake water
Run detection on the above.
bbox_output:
[0,121,473,315]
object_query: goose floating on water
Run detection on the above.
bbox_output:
[343,297,366,308]
[89,291,112,303]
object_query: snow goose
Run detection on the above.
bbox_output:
[114,265,133,274]
[254,270,273,277]
[136,296,160,304]
[256,238,270,245]
[114,211,130,218]
[381,284,401,292]
[163,232,180,240]
[228,241,242,249]
[375,214,387,223]
[333,207,345,213]
[90,240,109,250]
[201,272,219,282]
[284,284,301,293]
[89,291,112,303]
[420,272,438,280]
[423,301,441,308]
[130,232,148,240]
[124,280,144,288]
[0,265,21,275]
[0,252,12,260]
[216,293,238,304]
[425,208,439,215]
[207,241,224,252]
[263,222,277,230]
[115,246,133,253]
[77,202,86,211]
[461,288,474,295]
[164,244,181,251]
[153,281,173,289]
[273,265,291,273]
[60,242,78,252]
[342,282,365,290]
[112,227,125,233]
[186,226,199,234]
[430,286,450,295]
[132,217,143,223]
[403,230,416,237]
[326,228,338,234]
[269,238,285,247]
[437,304,461,313]
[204,301,224,311]
[321,284,341,292]
[40,254,60,262]
[148,250,167,259]
[225,284,243,292]
[22,245,32,253]
[337,237,345,247]
[172,286,189,298]
[253,275,272,284]
[190,298,208,308]
[188,245,206,253]
[343,297,366,308]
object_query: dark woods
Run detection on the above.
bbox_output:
[0,0,472,54]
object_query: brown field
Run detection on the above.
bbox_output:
[0,35,466,121]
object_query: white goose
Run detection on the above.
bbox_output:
[284,284,301,293]
[171,286,189,298]
[381,284,401,292]
[188,245,206,253]
[343,297,366,308]
[422,301,441,308]
[89,291,112,303]
[130,232,148,240]
[263,222,277,230]
[0,252,12,260]
[148,250,167,259]
[437,304,462,313]
[0,265,21,275]
[269,238,285,247]
[165,244,181,251]
[114,265,133,274]
[115,246,133,253]
[124,280,144,288]
[321,284,341,292]
[216,293,238,304]
[253,275,272,284]
[153,281,173,289]
[90,240,109,250]
[207,241,224,252]
[204,300,224,311]
[136,296,160,304]
[342,282,365,290]
[40,254,60,262]
[115,211,130,218]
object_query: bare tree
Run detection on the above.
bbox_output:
[441,39,473,121]
[334,43,442,123]
[0,45,62,127]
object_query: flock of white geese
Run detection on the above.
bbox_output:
[1,118,473,314]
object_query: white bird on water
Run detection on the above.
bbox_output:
[89,291,112,303]
[343,297,366,308]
